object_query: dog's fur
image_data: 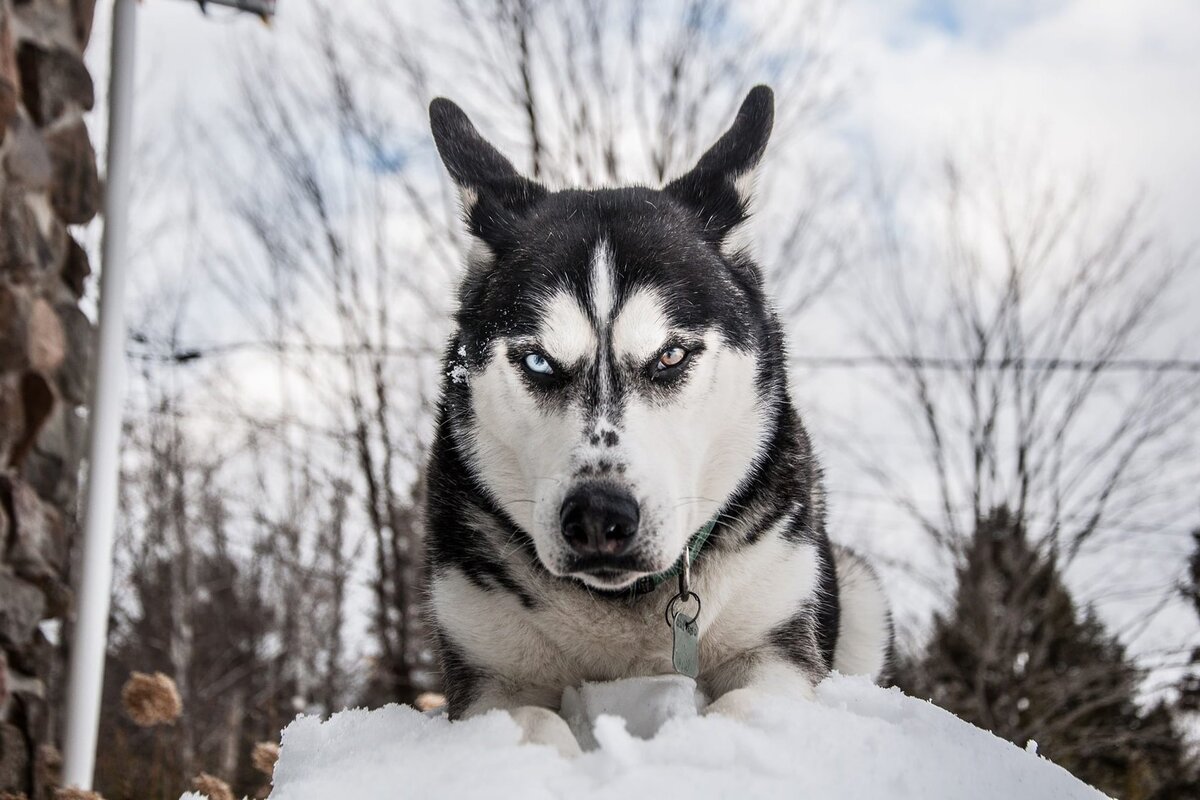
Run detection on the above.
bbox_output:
[423,86,892,755]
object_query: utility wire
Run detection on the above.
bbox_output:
[786,355,1200,374]
[125,334,1200,374]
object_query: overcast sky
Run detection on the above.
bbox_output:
[93,0,1200,237]
[841,0,1200,238]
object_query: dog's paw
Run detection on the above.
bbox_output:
[703,687,762,722]
[705,679,816,722]
[508,705,583,758]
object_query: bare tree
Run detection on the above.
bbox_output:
[844,141,1200,648]
[170,0,851,704]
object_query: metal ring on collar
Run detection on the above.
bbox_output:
[665,590,702,627]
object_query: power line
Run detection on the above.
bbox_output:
[126,335,1200,374]
[788,355,1200,374]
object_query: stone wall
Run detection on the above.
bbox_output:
[0,0,97,797]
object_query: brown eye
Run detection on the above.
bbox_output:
[657,346,688,370]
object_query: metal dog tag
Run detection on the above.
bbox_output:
[672,611,700,678]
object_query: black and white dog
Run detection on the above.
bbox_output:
[423,86,891,755]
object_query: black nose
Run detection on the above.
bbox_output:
[560,483,640,557]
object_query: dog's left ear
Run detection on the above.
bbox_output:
[430,97,546,252]
[665,85,774,248]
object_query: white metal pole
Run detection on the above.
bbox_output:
[62,0,138,789]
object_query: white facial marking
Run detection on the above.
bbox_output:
[589,239,617,324]
[617,331,768,572]
[539,291,596,366]
[611,287,671,363]
[467,339,582,551]
[465,254,771,591]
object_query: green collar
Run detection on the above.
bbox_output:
[632,518,718,595]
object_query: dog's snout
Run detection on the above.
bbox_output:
[560,483,640,557]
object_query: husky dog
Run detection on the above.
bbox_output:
[423,86,891,755]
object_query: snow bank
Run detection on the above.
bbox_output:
[254,675,1104,800]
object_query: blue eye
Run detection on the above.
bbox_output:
[523,353,554,375]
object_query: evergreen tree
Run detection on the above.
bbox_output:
[1180,531,1200,714]
[898,508,1197,799]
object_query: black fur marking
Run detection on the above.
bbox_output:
[766,531,840,676]
[813,536,841,670]
[434,627,482,718]
[664,86,774,245]
[429,98,546,252]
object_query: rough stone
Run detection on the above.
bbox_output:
[11,0,84,53]
[0,496,8,556]
[0,570,44,650]
[2,118,52,190]
[53,303,89,405]
[59,236,88,298]
[1,476,66,582]
[5,688,46,792]
[0,651,8,718]
[0,1,97,795]
[26,301,62,374]
[0,189,57,283]
[0,375,20,465]
[73,0,97,48]
[12,372,54,469]
[15,42,93,126]
[0,7,17,143]
[0,284,26,372]
[43,120,97,224]
[3,627,49,679]
[22,401,83,509]
[0,721,29,795]
[34,576,69,621]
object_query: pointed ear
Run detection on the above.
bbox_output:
[664,85,774,247]
[429,97,546,250]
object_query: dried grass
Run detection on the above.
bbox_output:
[54,790,104,800]
[190,773,234,800]
[251,741,280,776]
[120,671,182,727]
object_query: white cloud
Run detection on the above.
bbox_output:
[836,0,1200,240]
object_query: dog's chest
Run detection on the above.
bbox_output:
[433,533,820,694]
[531,595,675,680]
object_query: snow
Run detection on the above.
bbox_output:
[243,675,1105,800]
[561,674,707,750]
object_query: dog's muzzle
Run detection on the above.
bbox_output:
[559,482,639,564]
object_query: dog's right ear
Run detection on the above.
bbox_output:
[664,86,773,251]
[430,98,546,251]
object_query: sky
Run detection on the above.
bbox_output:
[83,0,1200,687]
[837,0,1200,248]
[93,0,1200,243]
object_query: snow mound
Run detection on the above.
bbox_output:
[259,675,1104,799]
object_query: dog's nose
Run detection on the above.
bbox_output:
[560,483,640,557]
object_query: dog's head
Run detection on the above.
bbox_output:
[431,87,783,591]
